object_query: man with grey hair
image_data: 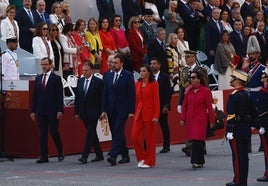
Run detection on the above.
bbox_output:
[148,27,168,74]
[35,0,50,24]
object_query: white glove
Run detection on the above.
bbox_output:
[177,105,182,113]
[226,132,234,140]
[259,127,265,135]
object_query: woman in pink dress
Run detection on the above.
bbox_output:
[99,17,116,74]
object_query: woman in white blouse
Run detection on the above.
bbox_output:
[175,26,189,67]
[32,22,54,72]
[49,2,65,33]
[1,4,19,42]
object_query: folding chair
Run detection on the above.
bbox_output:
[62,77,75,106]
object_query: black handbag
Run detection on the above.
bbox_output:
[213,106,225,130]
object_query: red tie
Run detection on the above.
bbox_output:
[42,73,47,90]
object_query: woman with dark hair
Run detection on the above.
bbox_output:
[214,30,236,90]
[110,14,132,72]
[32,22,54,70]
[49,23,63,77]
[180,69,215,169]
[175,26,188,67]
[85,17,103,65]
[220,10,233,33]
[98,17,116,74]
[132,64,160,168]
[60,23,81,78]
[72,19,90,76]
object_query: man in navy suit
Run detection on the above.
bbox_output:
[230,19,247,60]
[121,0,142,31]
[75,62,104,164]
[240,0,255,21]
[96,0,115,19]
[100,54,135,166]
[30,57,64,163]
[150,58,172,153]
[205,7,222,66]
[35,0,50,24]
[15,0,41,53]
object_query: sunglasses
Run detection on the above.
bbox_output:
[133,21,140,24]
[42,28,48,30]
[115,19,121,22]
[190,76,197,79]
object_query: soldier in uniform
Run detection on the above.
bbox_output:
[226,69,256,186]
[177,50,208,156]
[2,37,19,80]
[242,35,265,152]
[256,67,268,182]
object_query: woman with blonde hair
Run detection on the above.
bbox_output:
[127,16,147,72]
[1,4,19,42]
[49,1,64,33]
[85,17,103,66]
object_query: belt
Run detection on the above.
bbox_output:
[248,87,262,92]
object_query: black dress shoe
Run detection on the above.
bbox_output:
[192,164,204,169]
[91,157,104,162]
[78,157,87,164]
[58,155,65,162]
[107,157,116,166]
[181,147,191,156]
[36,158,49,163]
[118,157,130,163]
[159,148,170,153]
[257,176,268,182]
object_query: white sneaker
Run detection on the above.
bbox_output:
[137,160,144,167]
[140,164,150,168]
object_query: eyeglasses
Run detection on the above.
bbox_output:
[133,21,140,24]
[190,76,197,79]
[42,28,48,30]
[52,29,59,31]
[115,19,121,22]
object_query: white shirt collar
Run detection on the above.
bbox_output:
[154,70,160,80]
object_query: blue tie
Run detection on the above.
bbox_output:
[28,10,34,24]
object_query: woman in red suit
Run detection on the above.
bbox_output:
[132,64,160,168]
[127,16,147,72]
[180,69,215,169]
[72,19,90,76]
[99,17,116,74]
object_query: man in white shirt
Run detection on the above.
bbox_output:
[2,37,19,80]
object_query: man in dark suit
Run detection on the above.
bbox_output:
[155,0,169,28]
[35,0,50,24]
[121,0,142,31]
[30,57,64,163]
[240,0,255,21]
[230,19,247,59]
[220,0,233,18]
[74,62,104,164]
[148,28,168,74]
[177,0,200,51]
[15,0,41,53]
[254,21,268,65]
[96,0,115,19]
[204,7,223,66]
[100,54,135,166]
[150,58,172,153]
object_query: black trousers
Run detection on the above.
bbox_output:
[229,138,249,185]
[82,118,103,159]
[191,140,205,165]
[38,115,63,158]
[159,113,170,149]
